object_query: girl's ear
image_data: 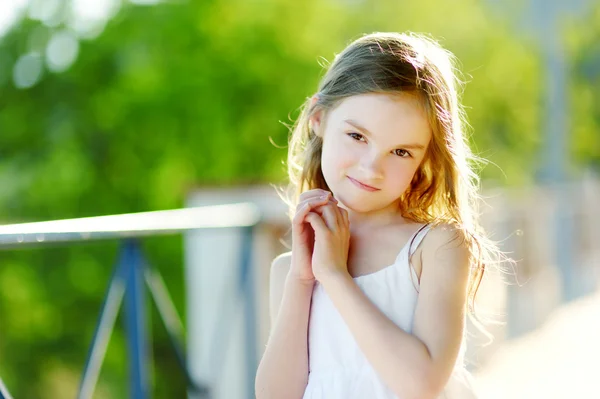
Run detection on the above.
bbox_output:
[309,95,323,137]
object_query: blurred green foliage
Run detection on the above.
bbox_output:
[0,0,598,397]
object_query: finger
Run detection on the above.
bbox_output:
[341,207,349,227]
[298,203,327,221]
[297,195,335,216]
[314,197,339,215]
[298,194,330,210]
[333,204,346,231]
[299,189,331,203]
[305,211,328,234]
[298,190,324,201]
[293,196,335,226]
[333,205,344,230]
[320,203,339,231]
[292,202,311,226]
[337,206,347,225]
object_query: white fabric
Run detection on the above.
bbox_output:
[302,224,479,399]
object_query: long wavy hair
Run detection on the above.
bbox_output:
[279,32,510,327]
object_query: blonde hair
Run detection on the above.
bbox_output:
[279,32,509,322]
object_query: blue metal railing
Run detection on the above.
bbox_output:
[0,377,13,399]
[0,204,262,399]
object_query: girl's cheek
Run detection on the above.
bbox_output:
[387,163,416,186]
[334,139,357,167]
[340,150,361,170]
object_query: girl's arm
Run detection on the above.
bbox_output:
[321,226,470,399]
[255,253,314,399]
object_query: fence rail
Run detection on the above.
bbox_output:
[0,203,262,399]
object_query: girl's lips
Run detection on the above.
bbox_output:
[348,176,380,192]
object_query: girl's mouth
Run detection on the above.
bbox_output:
[348,176,380,192]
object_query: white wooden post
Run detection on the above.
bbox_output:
[184,186,288,399]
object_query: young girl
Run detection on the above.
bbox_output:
[256,32,499,399]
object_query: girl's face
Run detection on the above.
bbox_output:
[312,92,431,215]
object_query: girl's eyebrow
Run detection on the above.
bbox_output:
[344,119,426,150]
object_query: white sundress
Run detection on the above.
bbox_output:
[302,224,479,399]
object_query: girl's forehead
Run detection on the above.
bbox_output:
[330,93,431,142]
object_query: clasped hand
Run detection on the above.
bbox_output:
[292,189,350,283]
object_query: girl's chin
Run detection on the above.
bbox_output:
[332,194,375,213]
[332,192,402,215]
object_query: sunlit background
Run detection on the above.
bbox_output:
[0,0,598,398]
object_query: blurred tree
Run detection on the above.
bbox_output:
[0,0,596,397]
[566,2,600,172]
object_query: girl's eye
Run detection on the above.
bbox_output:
[394,149,411,158]
[347,132,365,142]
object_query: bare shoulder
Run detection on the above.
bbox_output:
[412,223,470,283]
[419,223,470,284]
[422,223,468,254]
[271,251,292,278]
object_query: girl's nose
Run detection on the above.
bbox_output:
[358,152,384,180]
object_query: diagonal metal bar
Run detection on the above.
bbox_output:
[77,257,127,399]
[0,378,14,399]
[144,266,185,344]
[144,264,211,397]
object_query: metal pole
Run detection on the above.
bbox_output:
[123,239,150,399]
[535,0,576,302]
[238,226,257,399]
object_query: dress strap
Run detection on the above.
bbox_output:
[408,224,432,257]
